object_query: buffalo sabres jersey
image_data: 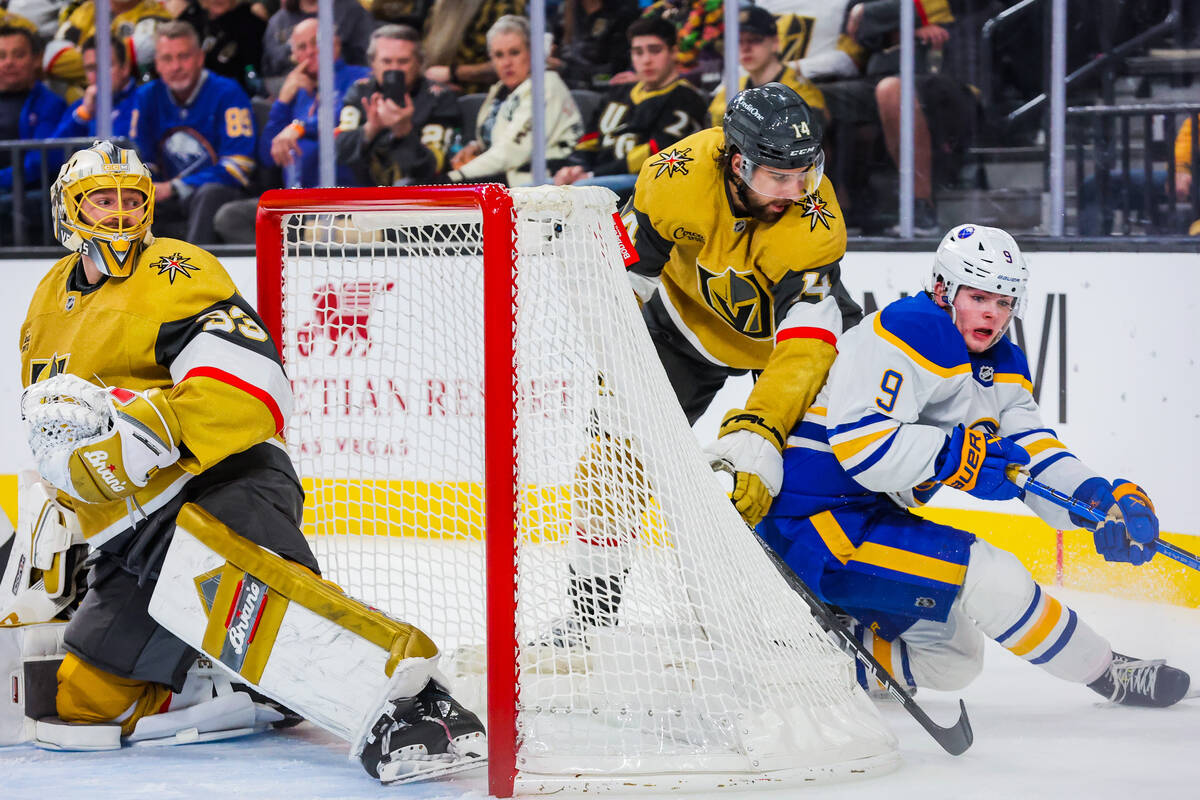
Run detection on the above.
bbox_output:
[569,77,708,177]
[131,71,256,191]
[771,292,1099,528]
[20,239,291,546]
[625,126,859,370]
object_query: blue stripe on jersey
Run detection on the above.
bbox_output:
[877,294,971,371]
[845,429,900,477]
[1029,609,1078,665]
[997,583,1042,644]
[1029,450,1073,478]
[829,412,894,438]
[900,640,916,688]
[1013,427,1059,442]
[988,335,1033,379]
[794,419,829,444]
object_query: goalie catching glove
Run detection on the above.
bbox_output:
[21,374,181,504]
[704,409,786,527]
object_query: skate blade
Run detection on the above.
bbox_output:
[378,752,487,784]
[128,724,270,747]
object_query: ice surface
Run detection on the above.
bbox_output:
[4,588,1198,800]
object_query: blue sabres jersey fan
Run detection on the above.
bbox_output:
[131,70,256,191]
[762,293,1099,630]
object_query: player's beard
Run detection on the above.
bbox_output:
[731,176,792,223]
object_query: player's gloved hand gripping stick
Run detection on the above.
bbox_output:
[1006,466,1200,572]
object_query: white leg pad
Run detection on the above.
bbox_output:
[148,505,437,753]
[0,621,67,745]
[34,718,122,751]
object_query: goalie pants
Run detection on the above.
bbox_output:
[760,502,1112,690]
[62,443,319,700]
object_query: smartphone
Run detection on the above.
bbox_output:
[380,70,407,104]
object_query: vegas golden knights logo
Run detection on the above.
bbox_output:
[28,353,70,384]
[697,263,773,339]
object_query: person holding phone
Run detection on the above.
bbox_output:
[335,24,463,186]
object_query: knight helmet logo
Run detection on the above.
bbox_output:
[697,263,773,339]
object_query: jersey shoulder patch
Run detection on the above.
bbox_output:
[875,294,971,375]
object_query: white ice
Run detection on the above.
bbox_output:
[3,587,1198,800]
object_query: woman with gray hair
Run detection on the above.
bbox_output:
[446,14,582,186]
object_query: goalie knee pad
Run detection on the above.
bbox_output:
[148,503,440,753]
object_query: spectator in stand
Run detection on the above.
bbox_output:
[421,0,526,96]
[554,15,706,199]
[132,21,256,243]
[1079,114,1200,236]
[43,0,172,99]
[261,0,374,76]
[0,4,38,35]
[446,14,582,185]
[175,0,268,96]
[639,0,725,90]
[335,23,461,186]
[52,33,139,139]
[214,19,368,241]
[707,6,826,127]
[0,25,68,204]
[844,0,980,234]
[554,0,640,90]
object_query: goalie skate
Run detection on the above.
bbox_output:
[360,680,486,784]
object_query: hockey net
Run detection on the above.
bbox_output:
[255,185,897,795]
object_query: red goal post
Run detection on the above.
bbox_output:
[254,185,898,796]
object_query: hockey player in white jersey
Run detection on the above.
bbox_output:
[756,224,1190,707]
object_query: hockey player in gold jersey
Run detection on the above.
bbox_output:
[11,142,484,783]
[625,82,862,527]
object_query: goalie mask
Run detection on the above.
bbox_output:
[929,223,1030,319]
[51,141,155,278]
[723,82,825,200]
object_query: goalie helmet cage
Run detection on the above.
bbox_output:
[255,184,898,796]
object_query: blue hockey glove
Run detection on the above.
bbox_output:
[1072,477,1159,566]
[933,425,1030,501]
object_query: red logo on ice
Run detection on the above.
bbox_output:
[297,280,396,357]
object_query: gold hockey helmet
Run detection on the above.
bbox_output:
[51,141,155,278]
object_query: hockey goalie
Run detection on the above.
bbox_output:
[0,141,484,784]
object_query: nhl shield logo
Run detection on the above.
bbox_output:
[697,263,773,339]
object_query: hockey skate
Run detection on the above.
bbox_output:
[1087,652,1191,708]
[359,679,486,784]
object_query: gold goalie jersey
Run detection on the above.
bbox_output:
[19,238,291,547]
[625,126,856,370]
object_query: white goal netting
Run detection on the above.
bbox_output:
[261,185,897,794]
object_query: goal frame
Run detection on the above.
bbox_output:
[255,185,521,797]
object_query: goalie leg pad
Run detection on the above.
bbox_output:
[0,621,67,745]
[148,503,440,745]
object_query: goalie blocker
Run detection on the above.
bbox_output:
[148,503,487,783]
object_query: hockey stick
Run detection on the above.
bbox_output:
[1007,468,1200,572]
[709,463,974,755]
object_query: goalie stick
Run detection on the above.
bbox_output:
[710,462,974,755]
[1007,468,1200,572]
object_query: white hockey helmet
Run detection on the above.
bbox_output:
[928,223,1029,318]
[51,140,155,278]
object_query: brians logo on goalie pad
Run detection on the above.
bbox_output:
[82,449,128,495]
[218,574,270,673]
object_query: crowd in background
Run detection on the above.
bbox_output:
[0,0,1197,245]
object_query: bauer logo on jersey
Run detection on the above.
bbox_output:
[697,263,773,338]
[152,252,200,283]
[797,190,837,232]
[648,147,694,179]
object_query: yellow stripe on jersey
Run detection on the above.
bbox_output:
[873,315,972,379]
[1008,594,1064,657]
[831,425,896,462]
[872,630,894,686]
[812,510,856,564]
[993,372,1035,394]
[852,542,969,586]
[1024,438,1067,458]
